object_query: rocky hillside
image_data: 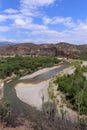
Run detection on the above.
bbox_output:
[0,42,87,57]
[78,44,87,52]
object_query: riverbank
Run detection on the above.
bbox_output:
[0,79,4,100]
[15,81,49,110]
[15,63,70,110]
[20,65,61,80]
[15,65,63,110]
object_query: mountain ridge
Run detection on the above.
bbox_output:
[0,42,87,57]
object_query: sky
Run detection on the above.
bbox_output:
[0,0,87,44]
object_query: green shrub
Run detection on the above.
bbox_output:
[55,66,87,115]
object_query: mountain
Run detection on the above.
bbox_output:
[0,41,14,44]
[0,42,87,57]
[78,44,87,53]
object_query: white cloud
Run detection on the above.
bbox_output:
[4,8,19,14]
[32,29,66,37]
[14,18,32,26]
[1,0,87,44]
[20,0,56,8]
[14,22,48,31]
[20,0,56,16]
[43,17,52,24]
[0,13,23,23]
[0,36,8,41]
[74,20,87,32]
[0,15,7,22]
[0,26,10,32]
[43,16,75,27]
[28,24,47,30]
[14,17,47,31]
[63,17,75,27]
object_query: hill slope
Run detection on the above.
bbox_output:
[0,42,87,56]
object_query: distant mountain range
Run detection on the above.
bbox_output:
[0,42,87,57]
[0,41,14,45]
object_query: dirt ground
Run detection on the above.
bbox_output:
[0,119,34,130]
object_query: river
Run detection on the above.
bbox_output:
[4,62,70,119]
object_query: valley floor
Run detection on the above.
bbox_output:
[15,65,62,110]
[15,65,63,110]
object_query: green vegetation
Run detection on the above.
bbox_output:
[71,52,87,60]
[0,56,60,79]
[79,53,87,60]
[48,81,55,100]
[0,100,15,127]
[55,66,87,115]
[71,60,82,68]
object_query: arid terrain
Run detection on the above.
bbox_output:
[0,42,87,57]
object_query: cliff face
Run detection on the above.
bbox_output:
[0,42,87,57]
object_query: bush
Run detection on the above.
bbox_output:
[0,56,60,78]
[55,66,87,115]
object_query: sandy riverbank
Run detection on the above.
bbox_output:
[20,65,61,80]
[15,64,75,111]
[15,81,49,110]
[0,79,4,100]
[15,65,63,110]
[82,61,87,66]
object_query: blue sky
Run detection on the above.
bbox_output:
[0,0,87,44]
